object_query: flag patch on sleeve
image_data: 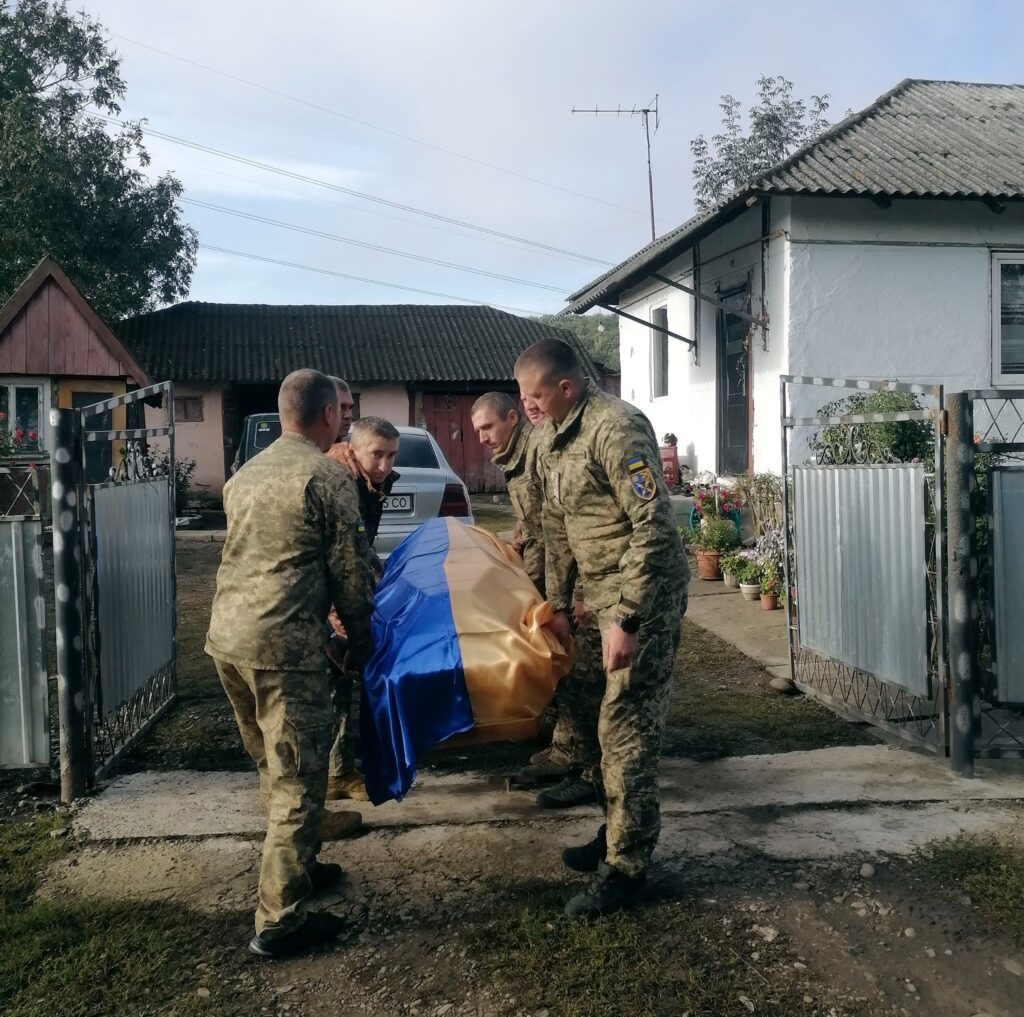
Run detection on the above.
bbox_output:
[627,455,656,501]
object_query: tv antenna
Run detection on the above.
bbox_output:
[572,94,659,241]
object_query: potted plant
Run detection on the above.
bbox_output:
[759,561,781,610]
[691,517,739,580]
[738,559,762,601]
[719,551,745,589]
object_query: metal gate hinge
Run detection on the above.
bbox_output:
[939,409,948,436]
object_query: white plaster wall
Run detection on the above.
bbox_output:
[356,384,408,425]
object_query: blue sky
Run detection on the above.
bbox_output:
[81,0,1024,314]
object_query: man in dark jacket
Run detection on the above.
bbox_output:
[325,416,401,800]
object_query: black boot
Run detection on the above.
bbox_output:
[564,862,647,919]
[536,774,597,809]
[248,911,346,958]
[562,824,607,873]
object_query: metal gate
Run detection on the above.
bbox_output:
[780,376,947,754]
[50,382,177,797]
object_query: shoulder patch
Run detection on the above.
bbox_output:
[627,455,656,501]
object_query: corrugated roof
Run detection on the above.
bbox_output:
[116,302,599,385]
[566,78,1024,313]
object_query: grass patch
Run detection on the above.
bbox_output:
[480,883,849,1017]
[0,814,259,1017]
[665,620,875,759]
[912,835,1024,943]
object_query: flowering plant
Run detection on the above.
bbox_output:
[693,483,742,520]
[0,411,39,460]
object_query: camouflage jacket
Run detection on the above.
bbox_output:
[541,384,687,619]
[492,419,545,590]
[206,431,376,671]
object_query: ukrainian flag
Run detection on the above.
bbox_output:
[360,517,572,805]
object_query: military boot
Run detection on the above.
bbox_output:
[248,911,346,958]
[327,772,370,802]
[320,809,363,840]
[536,774,597,809]
[564,862,647,919]
[561,824,607,872]
[509,755,570,789]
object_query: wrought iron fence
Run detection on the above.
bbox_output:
[780,376,946,754]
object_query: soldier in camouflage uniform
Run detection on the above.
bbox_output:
[470,392,596,806]
[515,339,688,918]
[207,369,376,957]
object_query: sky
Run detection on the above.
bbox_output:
[79,0,1024,315]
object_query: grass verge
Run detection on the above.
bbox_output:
[480,883,855,1017]
[0,814,259,1017]
[912,835,1024,943]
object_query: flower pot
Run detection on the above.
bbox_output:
[760,593,779,610]
[739,582,761,602]
[694,549,723,580]
[722,571,739,589]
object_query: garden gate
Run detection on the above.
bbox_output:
[51,382,177,800]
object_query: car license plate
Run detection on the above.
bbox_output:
[384,494,414,513]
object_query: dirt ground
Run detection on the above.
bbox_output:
[7,541,1024,1017]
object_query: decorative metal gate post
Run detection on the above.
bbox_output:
[944,392,978,777]
[50,407,89,802]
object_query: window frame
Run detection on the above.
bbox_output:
[0,376,50,455]
[649,305,670,400]
[992,253,1024,385]
[173,395,205,423]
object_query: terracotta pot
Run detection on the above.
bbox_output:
[694,549,722,580]
[739,582,761,602]
[760,593,779,610]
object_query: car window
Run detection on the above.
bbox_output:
[394,433,439,469]
[253,419,282,449]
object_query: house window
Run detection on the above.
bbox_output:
[173,396,204,422]
[650,306,669,399]
[0,380,45,453]
[994,255,1024,381]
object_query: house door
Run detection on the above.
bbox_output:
[717,285,752,476]
[72,391,113,485]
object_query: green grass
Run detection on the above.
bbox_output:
[480,884,852,1017]
[665,620,875,759]
[912,835,1024,943]
[0,814,259,1017]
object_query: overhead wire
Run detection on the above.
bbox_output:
[183,198,568,292]
[198,243,551,315]
[112,32,659,223]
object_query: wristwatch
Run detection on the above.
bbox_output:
[614,614,641,634]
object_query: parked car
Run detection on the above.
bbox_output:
[231,415,473,559]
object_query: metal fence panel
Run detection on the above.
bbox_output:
[794,464,929,695]
[91,478,174,718]
[0,518,49,766]
[991,468,1024,704]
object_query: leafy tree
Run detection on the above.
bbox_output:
[538,312,619,372]
[690,76,831,212]
[0,0,196,323]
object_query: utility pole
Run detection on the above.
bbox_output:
[572,95,659,241]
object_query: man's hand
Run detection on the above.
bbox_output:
[549,609,571,651]
[572,599,588,627]
[603,623,639,671]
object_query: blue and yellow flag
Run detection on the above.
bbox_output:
[360,517,573,805]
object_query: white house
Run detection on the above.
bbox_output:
[563,79,1024,476]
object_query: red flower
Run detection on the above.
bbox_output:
[14,427,24,441]
[27,430,37,442]
[0,411,6,420]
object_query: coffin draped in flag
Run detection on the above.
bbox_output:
[360,517,573,805]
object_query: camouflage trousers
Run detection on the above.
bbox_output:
[328,659,361,778]
[546,613,605,771]
[214,659,334,939]
[561,589,687,877]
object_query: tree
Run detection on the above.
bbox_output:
[690,76,831,212]
[0,0,196,323]
[538,312,620,372]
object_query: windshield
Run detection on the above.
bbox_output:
[252,419,281,449]
[394,433,439,469]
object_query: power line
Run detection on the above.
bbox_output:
[112,32,658,223]
[183,198,567,292]
[198,244,549,315]
[93,113,612,266]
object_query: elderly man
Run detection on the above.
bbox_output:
[324,416,401,801]
[470,392,596,809]
[515,339,688,918]
[207,368,376,957]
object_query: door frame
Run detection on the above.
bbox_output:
[715,276,754,476]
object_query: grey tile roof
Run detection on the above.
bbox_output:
[116,302,599,385]
[566,78,1024,313]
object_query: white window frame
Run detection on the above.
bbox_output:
[650,305,669,400]
[992,253,1024,385]
[0,376,51,454]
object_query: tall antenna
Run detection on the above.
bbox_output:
[572,95,659,241]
